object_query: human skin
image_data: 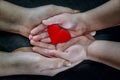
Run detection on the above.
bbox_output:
[30,0,120,70]
[30,0,120,41]
[0,0,78,76]
[31,34,120,70]
[0,0,74,38]
[31,35,95,76]
[0,51,72,76]
[32,35,94,62]
[29,0,120,52]
[0,35,95,76]
[87,40,120,70]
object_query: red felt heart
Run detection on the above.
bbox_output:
[48,24,71,44]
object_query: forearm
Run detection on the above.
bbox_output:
[0,52,38,76]
[87,40,120,70]
[82,0,120,32]
[0,51,34,76]
[0,0,27,22]
[0,52,22,76]
[0,0,28,33]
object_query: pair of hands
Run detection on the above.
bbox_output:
[26,5,95,75]
[5,0,120,75]
[27,9,95,76]
[6,34,93,76]
[2,3,94,76]
[29,10,95,63]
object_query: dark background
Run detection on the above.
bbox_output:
[1,0,120,52]
[0,0,120,80]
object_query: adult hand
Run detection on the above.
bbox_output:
[30,35,95,76]
[32,35,95,63]
[0,1,74,37]
[0,51,70,76]
[30,13,89,40]
[19,5,74,38]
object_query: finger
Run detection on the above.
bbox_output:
[90,31,96,36]
[30,40,55,49]
[44,58,71,70]
[69,30,81,38]
[85,34,95,41]
[32,32,49,41]
[48,50,66,58]
[41,38,51,43]
[56,36,85,51]
[33,47,61,58]
[60,22,75,29]
[39,49,67,59]
[48,58,71,68]
[29,35,33,40]
[46,50,72,62]
[32,46,51,57]
[32,47,58,58]
[32,47,71,67]
[31,24,47,36]
[43,13,75,30]
[56,37,78,51]
[42,15,64,26]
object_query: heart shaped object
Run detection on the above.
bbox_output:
[48,24,71,44]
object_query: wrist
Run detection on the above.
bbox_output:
[87,41,107,64]
[75,13,93,33]
[82,11,109,32]
[81,12,98,33]
[86,41,100,61]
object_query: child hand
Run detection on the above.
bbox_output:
[42,13,90,37]
[30,13,90,40]
[31,35,95,62]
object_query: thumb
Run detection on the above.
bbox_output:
[47,50,71,66]
[48,50,70,61]
[61,22,74,29]
[42,15,64,26]
[47,50,65,58]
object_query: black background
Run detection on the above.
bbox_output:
[0,0,120,80]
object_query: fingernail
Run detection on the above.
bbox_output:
[32,47,36,51]
[30,40,35,45]
[90,31,96,36]
[74,10,80,13]
[64,61,72,67]
[42,20,46,24]
[29,35,33,40]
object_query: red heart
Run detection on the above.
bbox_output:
[48,24,71,44]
